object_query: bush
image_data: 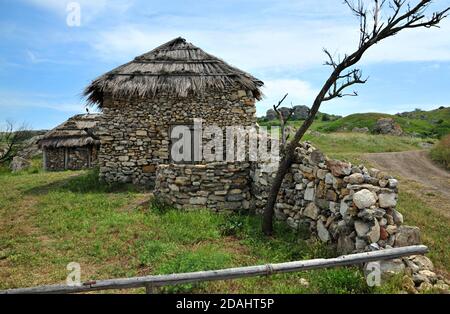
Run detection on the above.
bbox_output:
[430,134,450,169]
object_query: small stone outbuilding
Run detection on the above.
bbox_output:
[39,114,101,171]
[84,37,263,186]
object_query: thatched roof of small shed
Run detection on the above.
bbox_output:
[84,37,264,107]
[39,114,101,148]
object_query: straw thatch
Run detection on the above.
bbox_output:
[39,114,101,148]
[84,37,264,107]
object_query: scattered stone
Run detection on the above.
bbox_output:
[410,255,434,271]
[395,226,421,247]
[379,259,406,277]
[402,275,418,294]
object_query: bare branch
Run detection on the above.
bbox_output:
[262,0,450,235]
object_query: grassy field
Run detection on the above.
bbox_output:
[0,130,448,293]
[0,169,404,294]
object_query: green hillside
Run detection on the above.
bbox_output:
[316,107,450,138]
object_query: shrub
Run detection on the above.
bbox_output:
[430,134,450,169]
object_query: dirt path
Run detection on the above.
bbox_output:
[364,150,450,198]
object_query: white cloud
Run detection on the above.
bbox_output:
[257,79,318,115]
[89,15,450,73]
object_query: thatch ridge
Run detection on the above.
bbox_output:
[84,37,263,107]
[39,114,102,149]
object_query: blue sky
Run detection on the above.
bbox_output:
[1,0,449,130]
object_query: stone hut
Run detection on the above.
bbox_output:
[84,37,263,188]
[39,114,101,171]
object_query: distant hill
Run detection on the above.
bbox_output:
[316,107,450,138]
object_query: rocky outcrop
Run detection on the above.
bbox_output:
[265,105,310,120]
[17,135,44,159]
[373,118,403,136]
[10,156,31,172]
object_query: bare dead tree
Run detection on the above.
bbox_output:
[262,0,450,235]
[272,93,294,149]
[0,121,30,164]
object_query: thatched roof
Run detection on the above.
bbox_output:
[84,37,263,107]
[39,114,101,148]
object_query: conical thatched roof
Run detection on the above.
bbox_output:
[39,114,101,148]
[84,37,263,107]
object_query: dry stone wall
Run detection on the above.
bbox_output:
[252,142,412,254]
[98,86,257,186]
[44,146,97,171]
[252,142,449,292]
[154,162,252,211]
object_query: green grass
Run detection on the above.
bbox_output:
[396,185,450,274]
[303,132,435,163]
[259,107,449,139]
[0,169,404,293]
[430,134,450,169]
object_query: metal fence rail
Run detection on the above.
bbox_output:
[0,245,428,294]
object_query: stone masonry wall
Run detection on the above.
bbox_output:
[154,162,252,211]
[97,86,257,186]
[252,142,414,254]
[44,146,98,171]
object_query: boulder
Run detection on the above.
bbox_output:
[353,189,377,209]
[10,156,31,172]
[266,109,277,120]
[373,118,403,136]
[395,226,421,247]
[410,255,434,271]
[292,105,310,120]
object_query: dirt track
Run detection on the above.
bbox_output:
[364,150,450,198]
